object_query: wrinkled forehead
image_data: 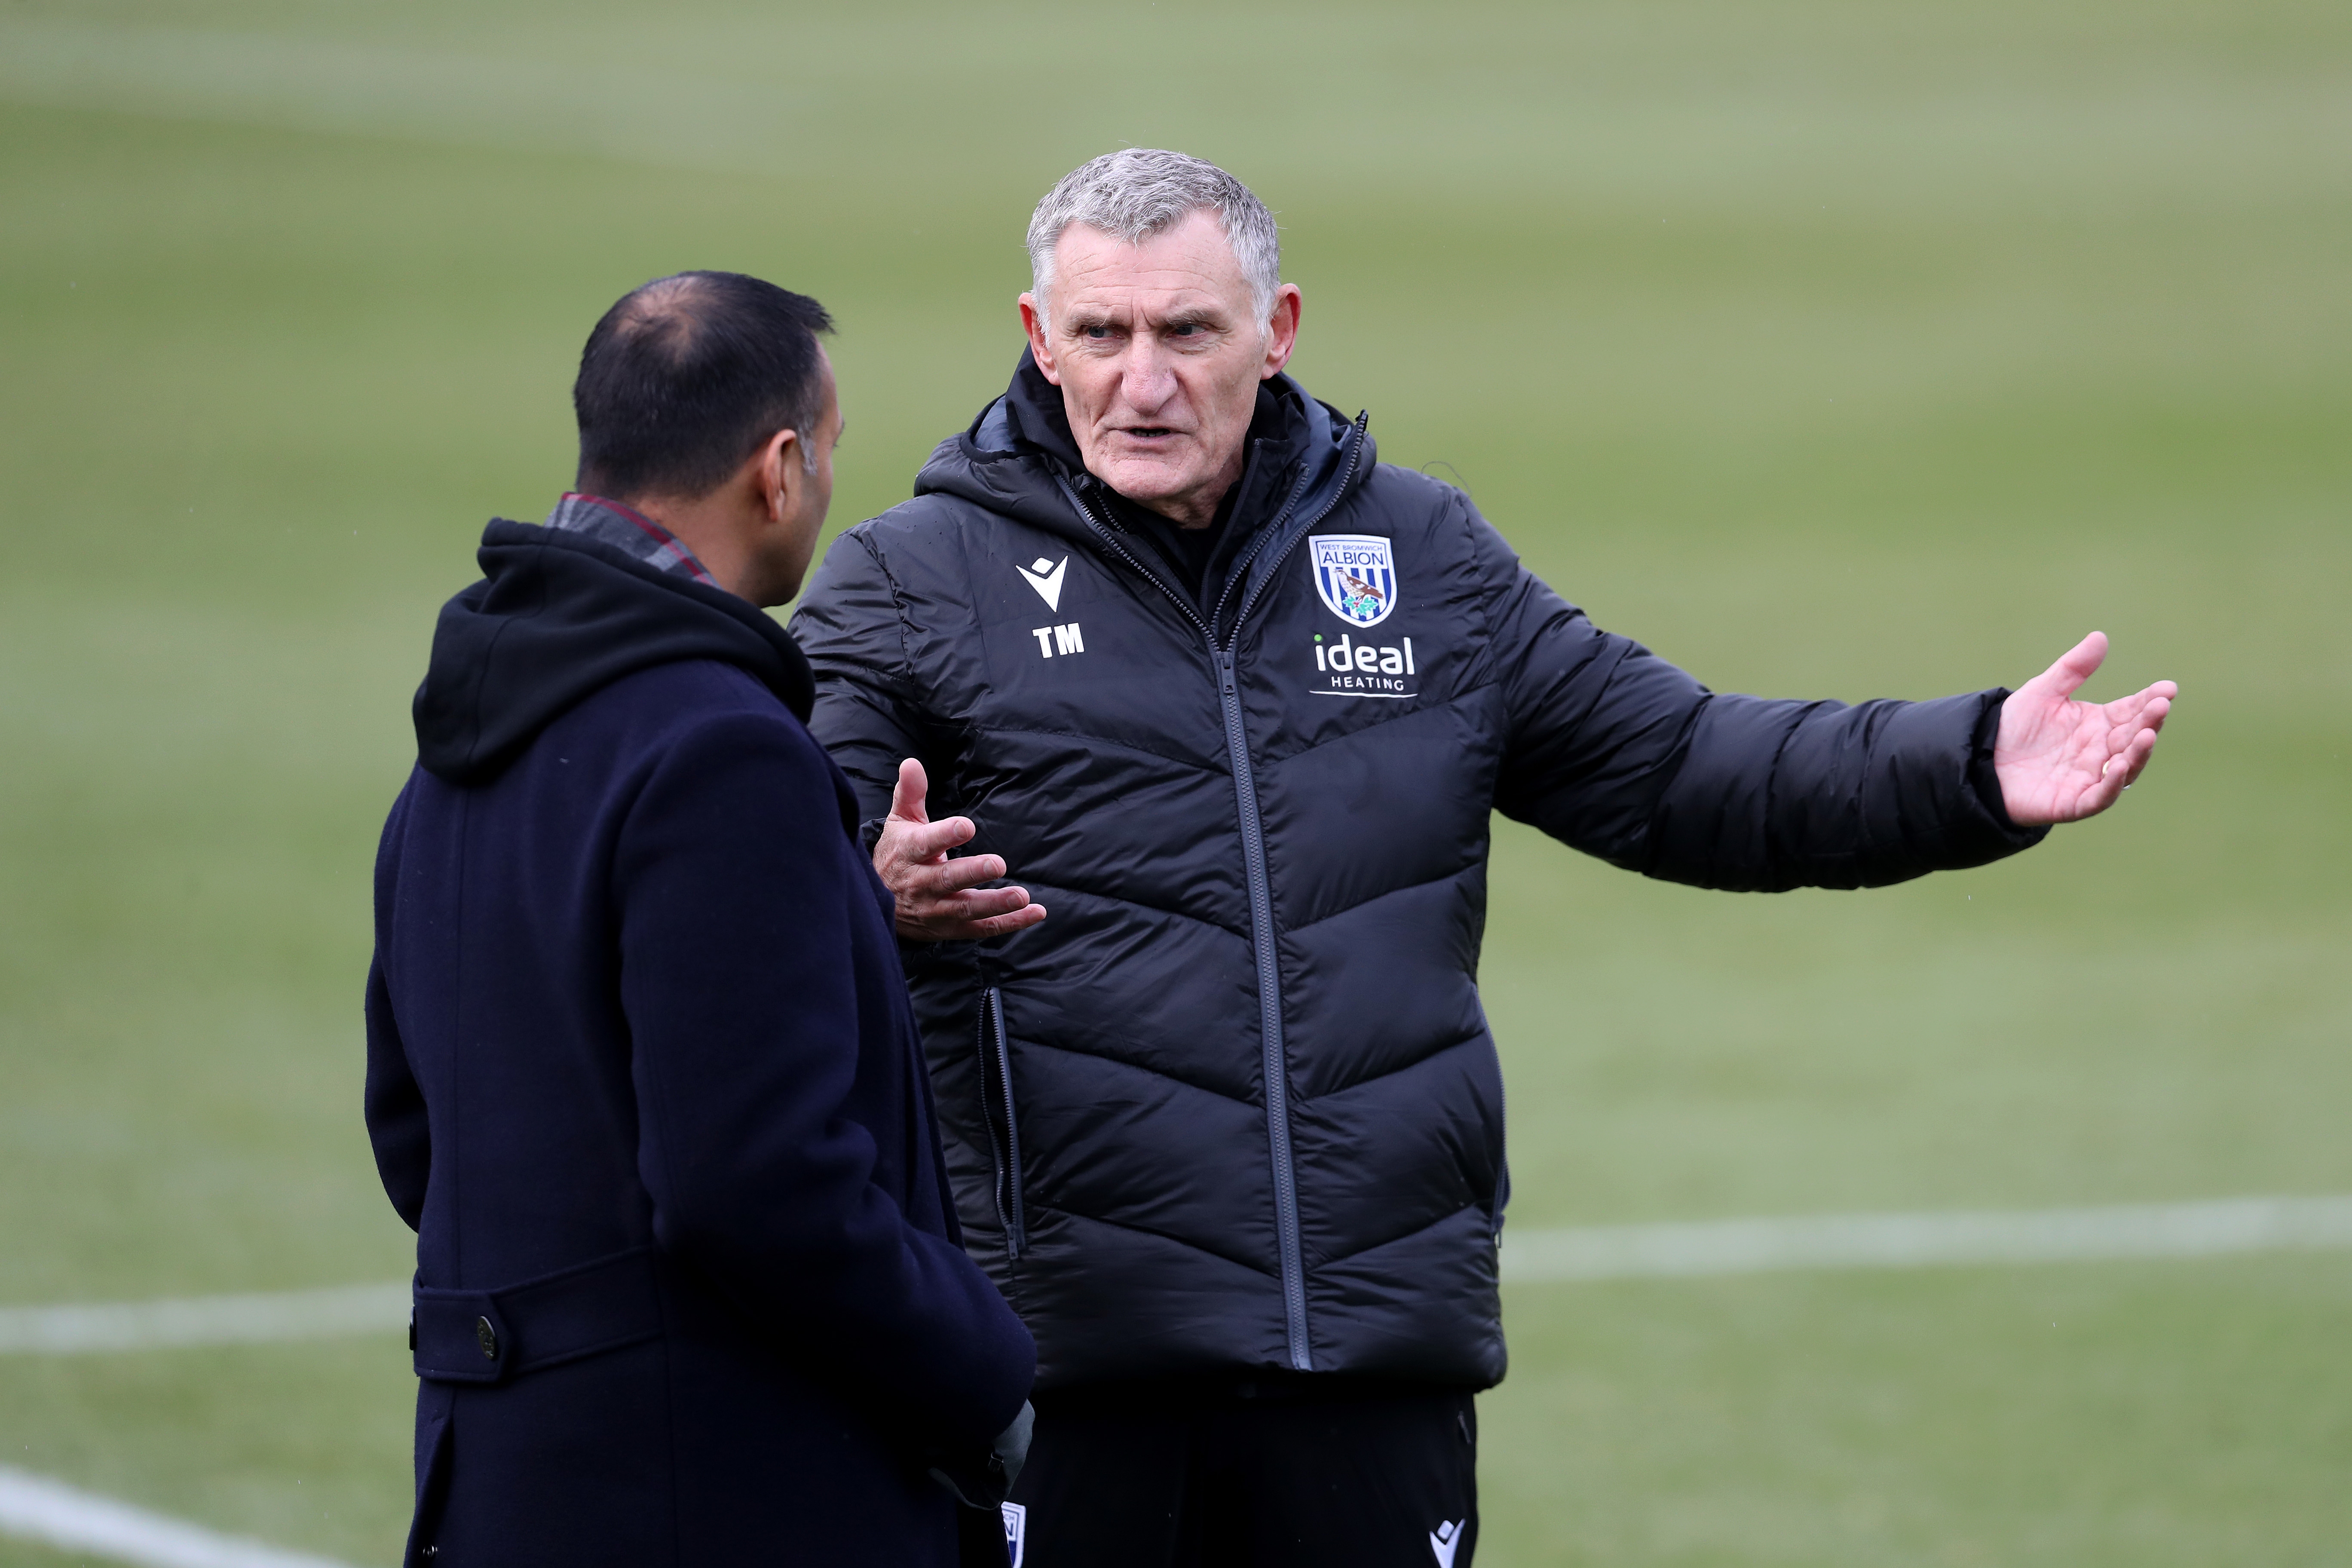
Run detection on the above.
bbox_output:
[1047,213,1251,320]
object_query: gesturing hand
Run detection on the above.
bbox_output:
[874,758,1048,942]
[1995,632,2177,827]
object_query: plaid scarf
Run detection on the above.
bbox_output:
[543,492,716,587]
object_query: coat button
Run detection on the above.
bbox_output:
[475,1315,498,1360]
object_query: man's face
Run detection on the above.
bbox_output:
[1021,211,1300,527]
[755,349,840,604]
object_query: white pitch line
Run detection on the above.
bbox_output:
[1501,1194,2352,1283]
[3,1197,2349,1355]
[0,1467,357,1568]
[0,1284,407,1355]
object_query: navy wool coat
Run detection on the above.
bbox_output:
[366,523,1034,1567]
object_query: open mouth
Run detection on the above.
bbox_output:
[1118,427,1181,440]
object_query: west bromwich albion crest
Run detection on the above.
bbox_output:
[1309,534,1398,628]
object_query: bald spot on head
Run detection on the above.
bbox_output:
[603,273,716,362]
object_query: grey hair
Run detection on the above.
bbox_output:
[1026,150,1281,334]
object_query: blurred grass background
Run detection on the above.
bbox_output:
[1,1,2346,1563]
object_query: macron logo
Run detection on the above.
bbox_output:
[1429,1520,1463,1567]
[1016,555,1068,612]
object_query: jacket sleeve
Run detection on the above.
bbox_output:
[789,527,938,841]
[614,709,1034,1448]
[1472,502,2046,891]
[362,784,429,1231]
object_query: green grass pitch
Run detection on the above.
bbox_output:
[2,2,2348,1562]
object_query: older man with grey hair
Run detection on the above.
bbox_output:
[791,149,2174,1566]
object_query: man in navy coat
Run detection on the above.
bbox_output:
[365,271,1035,1567]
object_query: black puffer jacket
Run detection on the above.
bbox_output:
[790,356,2043,1392]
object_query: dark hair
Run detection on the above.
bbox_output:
[573,271,834,500]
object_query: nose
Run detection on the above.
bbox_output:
[1115,337,1179,419]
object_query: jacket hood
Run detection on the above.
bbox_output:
[912,350,1372,552]
[413,520,814,785]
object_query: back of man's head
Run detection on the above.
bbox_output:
[1026,150,1280,332]
[574,271,833,502]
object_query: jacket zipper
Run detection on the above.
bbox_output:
[977,985,1025,1258]
[1213,644,1308,1366]
[1054,414,1368,1374]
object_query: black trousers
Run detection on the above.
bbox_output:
[1003,1377,1478,1568]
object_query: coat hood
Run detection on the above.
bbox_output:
[912,350,1372,555]
[413,520,814,785]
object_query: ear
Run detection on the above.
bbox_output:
[1260,285,1303,380]
[1018,293,1062,385]
[756,426,803,523]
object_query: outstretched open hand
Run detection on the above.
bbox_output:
[873,758,1048,942]
[1995,632,2176,827]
